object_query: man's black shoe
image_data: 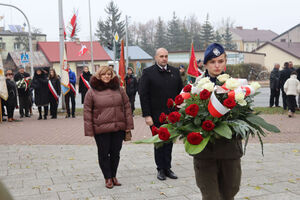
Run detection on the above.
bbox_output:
[165,169,178,179]
[25,114,30,118]
[157,170,166,181]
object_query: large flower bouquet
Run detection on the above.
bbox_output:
[136,74,280,155]
[16,77,31,91]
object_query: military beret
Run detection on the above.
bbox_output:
[203,43,225,64]
[179,65,185,69]
[197,59,202,64]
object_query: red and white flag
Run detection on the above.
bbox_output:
[70,12,77,38]
[78,45,88,56]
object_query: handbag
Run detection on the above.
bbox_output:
[120,88,132,141]
[124,130,132,141]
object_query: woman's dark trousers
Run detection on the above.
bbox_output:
[94,131,124,179]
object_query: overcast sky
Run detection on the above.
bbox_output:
[0,0,299,41]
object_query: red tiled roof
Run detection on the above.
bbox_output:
[37,41,111,63]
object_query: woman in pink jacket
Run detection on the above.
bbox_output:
[84,66,134,189]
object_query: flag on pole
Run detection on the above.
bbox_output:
[70,12,77,38]
[61,45,70,96]
[0,56,8,101]
[187,43,200,79]
[78,44,88,56]
[119,39,126,87]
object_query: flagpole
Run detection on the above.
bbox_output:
[88,0,94,74]
[125,15,129,73]
[58,0,65,110]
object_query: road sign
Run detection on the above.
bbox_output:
[114,32,119,42]
[21,53,29,63]
[136,61,141,74]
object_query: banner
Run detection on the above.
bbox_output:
[0,56,8,101]
[61,45,70,96]
[119,39,125,87]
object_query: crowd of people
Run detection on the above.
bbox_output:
[269,61,300,117]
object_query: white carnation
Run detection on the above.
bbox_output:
[225,78,240,90]
[202,82,215,92]
[235,92,245,102]
[217,74,230,82]
[197,77,211,88]
[250,82,261,91]
[238,100,247,106]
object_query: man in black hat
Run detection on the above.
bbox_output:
[194,43,242,200]
[139,47,183,181]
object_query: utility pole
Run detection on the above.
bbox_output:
[0,3,34,76]
[125,15,129,73]
[88,0,94,74]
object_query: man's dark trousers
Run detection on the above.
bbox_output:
[65,91,76,116]
[19,95,30,116]
[269,88,280,107]
[281,87,287,110]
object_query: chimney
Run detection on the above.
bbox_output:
[253,27,258,30]
[236,26,243,30]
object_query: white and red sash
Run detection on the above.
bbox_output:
[69,83,76,95]
[48,80,59,102]
[208,91,230,118]
[80,74,90,90]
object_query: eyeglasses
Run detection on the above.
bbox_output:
[6,73,13,76]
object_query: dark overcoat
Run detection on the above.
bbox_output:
[125,74,138,97]
[139,64,183,126]
[270,68,280,90]
[4,79,17,108]
[79,71,92,104]
[31,71,49,106]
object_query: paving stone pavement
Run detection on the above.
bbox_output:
[0,143,299,200]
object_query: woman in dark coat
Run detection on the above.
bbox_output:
[31,68,49,120]
[4,70,18,122]
[79,66,92,104]
[48,69,61,119]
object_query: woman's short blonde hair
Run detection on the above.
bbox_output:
[95,66,115,80]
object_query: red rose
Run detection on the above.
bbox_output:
[167,98,174,108]
[174,95,184,105]
[168,111,181,124]
[151,126,159,136]
[202,120,215,131]
[183,84,192,92]
[223,97,236,109]
[200,89,211,100]
[187,132,203,145]
[159,112,167,123]
[158,127,171,141]
[185,104,199,117]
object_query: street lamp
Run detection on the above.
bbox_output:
[0,3,34,76]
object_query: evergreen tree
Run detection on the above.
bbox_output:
[187,15,202,50]
[180,20,192,51]
[223,23,236,50]
[95,1,125,58]
[199,14,215,49]
[154,17,167,49]
[166,12,182,51]
[214,30,223,44]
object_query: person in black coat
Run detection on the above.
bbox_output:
[14,66,31,118]
[31,68,49,120]
[4,70,18,122]
[139,48,183,181]
[125,67,138,114]
[269,63,280,107]
[279,62,293,110]
[79,66,92,104]
[48,69,61,119]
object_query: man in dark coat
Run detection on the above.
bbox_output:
[14,66,31,118]
[269,63,280,107]
[279,62,292,110]
[139,48,183,181]
[125,67,138,114]
[4,70,18,122]
[79,66,92,104]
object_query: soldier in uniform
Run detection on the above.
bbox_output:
[193,43,243,200]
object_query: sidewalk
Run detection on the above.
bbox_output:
[0,144,299,200]
[0,114,299,200]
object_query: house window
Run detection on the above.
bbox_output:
[0,43,5,50]
[14,43,21,50]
